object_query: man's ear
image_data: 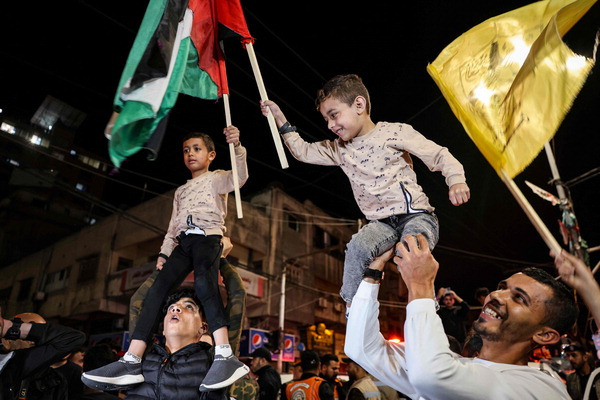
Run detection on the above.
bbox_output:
[354,96,368,114]
[532,327,560,347]
[208,151,216,161]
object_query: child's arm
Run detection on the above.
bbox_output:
[397,125,470,206]
[260,100,342,166]
[158,194,180,269]
[220,125,249,192]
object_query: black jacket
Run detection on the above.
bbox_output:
[0,322,86,400]
[124,342,225,400]
[255,364,281,400]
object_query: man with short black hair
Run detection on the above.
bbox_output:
[565,342,600,400]
[346,235,578,399]
[283,350,333,400]
[343,357,382,400]
[249,346,281,400]
[319,354,346,400]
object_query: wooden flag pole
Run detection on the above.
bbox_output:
[244,42,289,169]
[223,93,243,219]
[499,169,561,255]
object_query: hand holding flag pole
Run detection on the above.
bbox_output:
[245,42,289,169]
[223,93,243,219]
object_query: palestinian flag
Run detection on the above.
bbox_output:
[106,0,253,167]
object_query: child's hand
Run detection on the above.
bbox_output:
[221,236,234,258]
[260,100,287,126]
[449,183,470,206]
[224,125,240,146]
[156,256,167,270]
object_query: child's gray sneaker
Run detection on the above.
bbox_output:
[81,358,144,391]
[198,354,249,391]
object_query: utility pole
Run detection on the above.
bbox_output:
[544,143,589,264]
[275,242,346,373]
[277,265,286,373]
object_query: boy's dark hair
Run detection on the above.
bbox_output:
[462,332,483,357]
[316,74,371,114]
[182,132,215,153]
[474,287,489,299]
[83,344,118,372]
[162,288,204,318]
[320,353,339,366]
[520,267,578,335]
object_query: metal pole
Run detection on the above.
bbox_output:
[277,265,286,373]
[544,143,567,199]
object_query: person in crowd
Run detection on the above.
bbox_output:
[474,287,489,307]
[342,357,382,400]
[83,288,226,399]
[436,287,470,344]
[260,73,470,311]
[229,369,259,400]
[83,127,249,392]
[553,249,600,400]
[1,309,85,400]
[564,341,600,400]
[282,350,333,400]
[68,346,86,369]
[346,234,578,399]
[80,344,120,400]
[249,346,281,400]
[461,331,483,358]
[319,354,346,400]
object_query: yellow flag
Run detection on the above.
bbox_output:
[427,0,596,178]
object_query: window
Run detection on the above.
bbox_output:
[285,212,302,232]
[78,255,99,283]
[1,122,16,134]
[17,278,33,302]
[0,287,11,303]
[116,257,134,272]
[44,267,71,293]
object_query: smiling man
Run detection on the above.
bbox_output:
[345,234,578,400]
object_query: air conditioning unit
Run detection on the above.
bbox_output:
[317,297,329,308]
[333,303,344,313]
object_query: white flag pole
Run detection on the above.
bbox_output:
[223,93,243,219]
[500,169,561,255]
[245,42,289,169]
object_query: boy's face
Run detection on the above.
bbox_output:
[183,138,215,176]
[319,96,367,141]
[163,297,207,341]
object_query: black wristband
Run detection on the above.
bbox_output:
[278,121,297,134]
[363,268,383,281]
[4,318,23,340]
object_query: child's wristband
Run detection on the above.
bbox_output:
[278,121,297,134]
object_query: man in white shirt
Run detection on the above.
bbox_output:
[345,234,577,400]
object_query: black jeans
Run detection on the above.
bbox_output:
[131,234,226,342]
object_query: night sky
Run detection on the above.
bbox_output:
[1,0,599,298]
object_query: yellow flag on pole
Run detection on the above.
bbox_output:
[427,0,596,179]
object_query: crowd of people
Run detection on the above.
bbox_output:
[1,73,599,399]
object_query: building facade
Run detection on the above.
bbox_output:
[0,185,407,365]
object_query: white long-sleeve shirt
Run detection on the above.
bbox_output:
[344,281,570,400]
